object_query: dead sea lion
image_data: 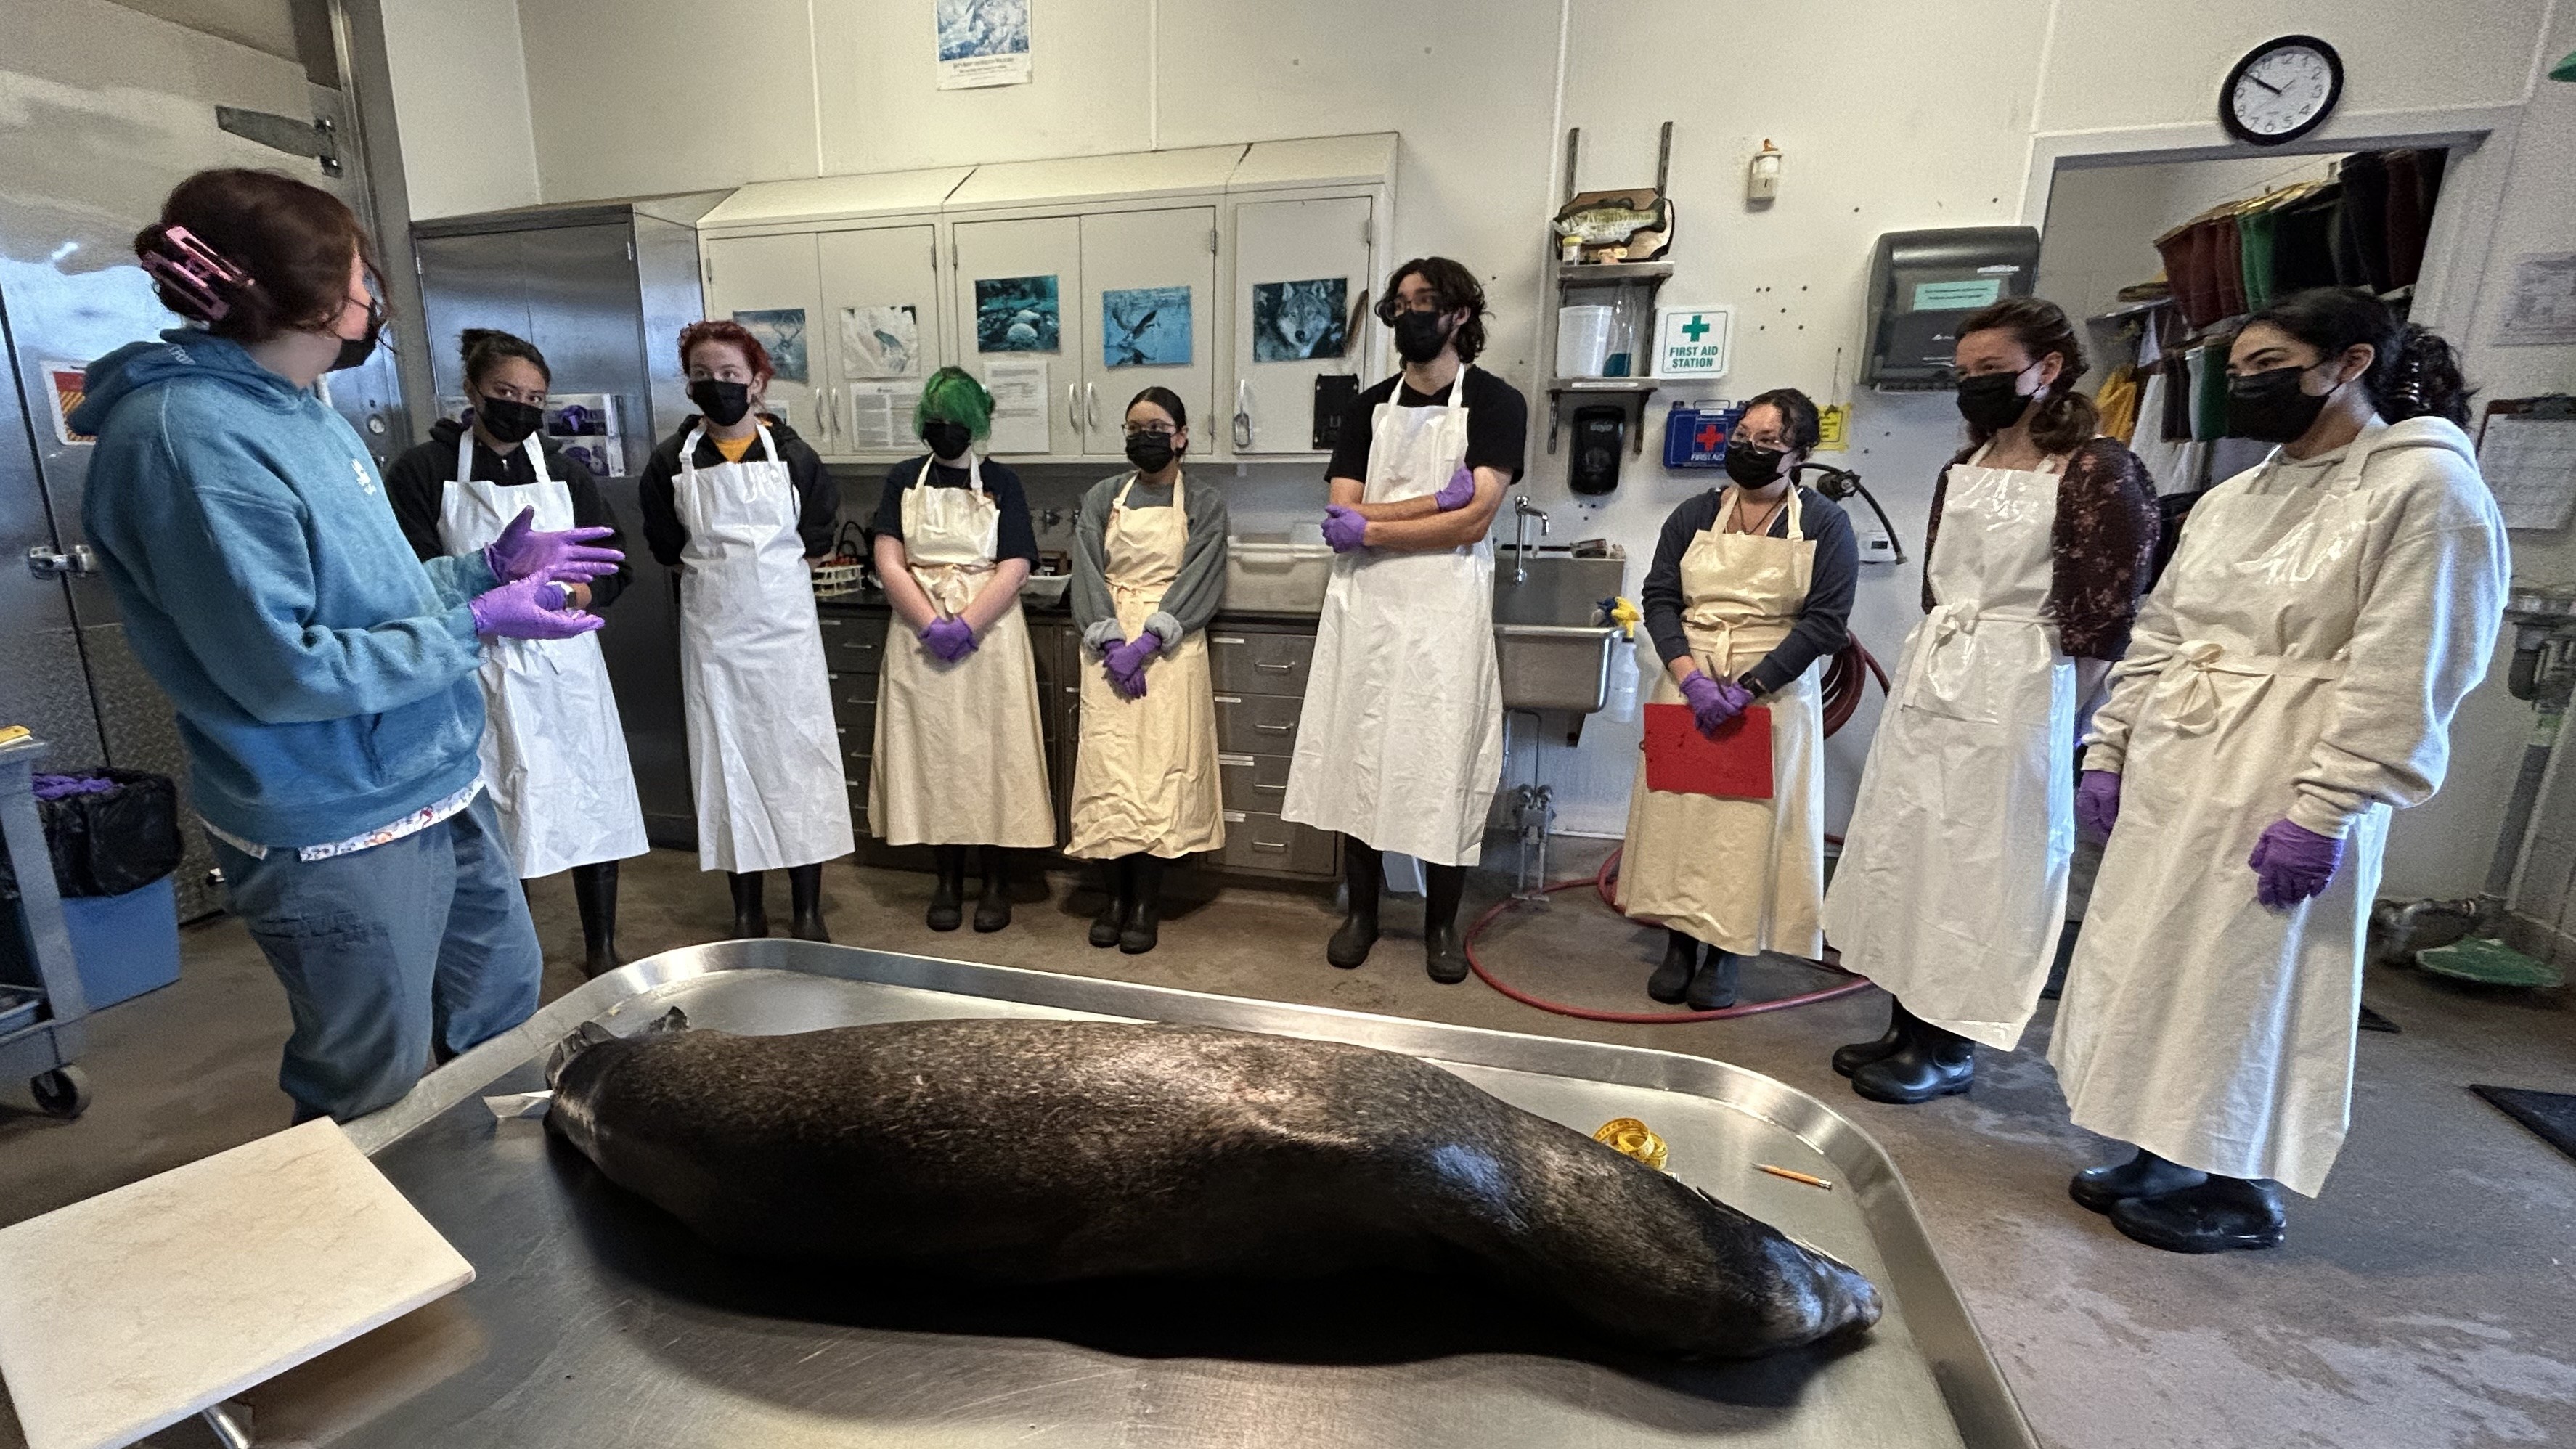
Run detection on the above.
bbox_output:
[545,1013,1881,1358]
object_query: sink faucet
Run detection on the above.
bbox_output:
[1509,494,1550,584]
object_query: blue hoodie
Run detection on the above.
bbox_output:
[73,330,498,848]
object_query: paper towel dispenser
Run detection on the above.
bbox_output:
[1862,226,2041,390]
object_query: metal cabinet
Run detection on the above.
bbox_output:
[1205,621,1339,883]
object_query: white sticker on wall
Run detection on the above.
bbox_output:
[1652,307,1733,380]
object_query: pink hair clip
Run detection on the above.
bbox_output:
[139,225,252,322]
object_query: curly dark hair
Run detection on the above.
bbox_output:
[1741,387,1822,454]
[2244,287,2473,425]
[1374,256,1489,363]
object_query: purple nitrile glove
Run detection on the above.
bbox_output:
[1433,463,1477,512]
[31,774,116,801]
[481,506,624,585]
[1322,505,1369,553]
[921,616,978,663]
[1106,632,1161,699]
[468,576,602,640]
[2076,770,2123,838]
[2248,818,2345,910]
[1678,669,1752,737]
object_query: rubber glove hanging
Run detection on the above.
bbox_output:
[2248,819,2344,908]
[1432,464,1477,512]
[921,616,978,663]
[482,506,622,585]
[1321,505,1369,553]
[1679,670,1751,737]
[2075,770,2123,838]
[1105,632,1160,699]
[468,576,602,640]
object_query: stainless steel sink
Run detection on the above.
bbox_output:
[1495,623,1619,711]
[1492,550,1626,626]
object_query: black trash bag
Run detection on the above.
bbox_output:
[0,768,182,901]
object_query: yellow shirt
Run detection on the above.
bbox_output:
[711,431,757,463]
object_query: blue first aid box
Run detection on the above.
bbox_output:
[1661,400,1745,470]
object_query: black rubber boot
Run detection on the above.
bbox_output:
[727,870,770,939]
[1647,929,1700,1004]
[1685,950,1740,1010]
[2039,915,2081,1001]
[788,863,829,943]
[1831,997,1908,1078]
[1090,856,1133,948]
[1850,1008,1975,1104]
[1423,862,1469,984]
[571,861,622,979]
[2071,1148,2209,1215]
[2109,1175,2286,1254]
[1326,836,1380,969]
[1120,855,1165,955]
[973,845,1013,933]
[928,845,966,931]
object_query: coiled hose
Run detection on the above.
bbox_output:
[1462,635,1891,1024]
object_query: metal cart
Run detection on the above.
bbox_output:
[0,734,91,1119]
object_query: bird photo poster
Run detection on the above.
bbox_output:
[841,304,921,378]
[1101,286,1191,367]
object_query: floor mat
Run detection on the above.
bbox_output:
[2471,1085,2576,1164]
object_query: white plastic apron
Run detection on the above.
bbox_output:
[1280,367,1504,867]
[1819,446,2078,1049]
[674,425,855,873]
[1616,487,1826,958]
[1065,473,1224,860]
[436,430,648,878]
[868,455,1054,848]
[2050,438,2387,1198]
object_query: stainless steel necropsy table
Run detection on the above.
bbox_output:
[259,942,2037,1448]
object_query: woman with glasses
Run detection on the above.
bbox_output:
[1065,387,1228,953]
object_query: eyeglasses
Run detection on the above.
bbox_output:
[1122,423,1178,438]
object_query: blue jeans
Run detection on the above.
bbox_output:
[208,793,542,1122]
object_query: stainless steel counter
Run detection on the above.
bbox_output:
[250,943,2037,1449]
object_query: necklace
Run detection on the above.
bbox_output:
[1732,489,1788,536]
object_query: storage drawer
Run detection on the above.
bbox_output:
[818,612,886,675]
[1212,692,1303,754]
[1218,810,1337,877]
[1216,751,1294,815]
[835,720,871,771]
[1207,630,1315,697]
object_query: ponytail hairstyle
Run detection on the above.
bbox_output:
[1955,295,2098,454]
[460,328,550,390]
[1126,385,1189,454]
[135,168,380,343]
[2244,287,2474,425]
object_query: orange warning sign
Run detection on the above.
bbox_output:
[46,362,91,445]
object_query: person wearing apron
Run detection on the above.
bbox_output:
[2055,291,2505,1253]
[638,320,852,942]
[1621,390,1856,1009]
[388,329,647,978]
[1283,256,1526,984]
[1821,298,2159,1104]
[869,365,1053,931]
[1067,388,1229,953]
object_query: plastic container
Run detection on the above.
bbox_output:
[61,874,181,1009]
[1554,306,1614,378]
[1019,573,1073,606]
[1224,535,1337,615]
[1604,632,1643,723]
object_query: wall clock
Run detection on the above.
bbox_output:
[2222,35,2344,146]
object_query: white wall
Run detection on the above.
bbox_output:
[378,0,539,219]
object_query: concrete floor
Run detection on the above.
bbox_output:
[4,841,2574,1448]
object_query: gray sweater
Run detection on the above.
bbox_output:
[1070,469,1230,652]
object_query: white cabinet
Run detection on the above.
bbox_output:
[1077,206,1215,456]
[699,231,823,441]
[1227,195,1374,456]
[816,223,943,457]
[950,214,1084,458]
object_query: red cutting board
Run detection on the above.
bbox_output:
[1643,702,1774,799]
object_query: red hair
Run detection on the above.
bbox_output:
[677,319,772,381]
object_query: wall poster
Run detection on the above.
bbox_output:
[975,275,1059,353]
[730,308,810,385]
[936,0,1031,90]
[841,305,920,378]
[1102,286,1191,367]
[1250,278,1348,362]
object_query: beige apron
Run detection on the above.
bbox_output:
[1065,473,1225,860]
[869,454,1054,847]
[1615,486,1827,958]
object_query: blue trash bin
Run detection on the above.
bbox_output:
[60,875,182,1009]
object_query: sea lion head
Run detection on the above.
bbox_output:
[544,1007,691,1156]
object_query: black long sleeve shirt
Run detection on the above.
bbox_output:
[385,419,631,611]
[637,417,839,567]
[1639,485,1857,695]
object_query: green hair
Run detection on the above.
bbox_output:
[913,365,993,439]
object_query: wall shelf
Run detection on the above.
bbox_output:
[1557,260,1674,284]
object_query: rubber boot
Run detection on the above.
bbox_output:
[1091,856,1134,948]
[928,845,966,932]
[2071,1148,2208,1215]
[788,862,829,942]
[1423,862,1469,984]
[1326,837,1381,968]
[1120,855,1166,955]
[571,860,622,979]
[1685,950,1740,1010]
[973,844,1013,932]
[1831,997,1908,1078]
[2109,1175,2286,1254]
[2039,915,2081,1002]
[727,870,770,939]
[1647,929,1700,1004]
[1850,1005,1975,1104]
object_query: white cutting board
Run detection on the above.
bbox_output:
[0,1119,473,1449]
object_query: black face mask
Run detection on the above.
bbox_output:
[1954,368,2035,432]
[688,378,753,427]
[476,394,544,446]
[1392,309,1454,365]
[1724,438,1788,488]
[921,419,973,461]
[1125,430,1177,473]
[329,298,383,373]
[2225,364,2339,443]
